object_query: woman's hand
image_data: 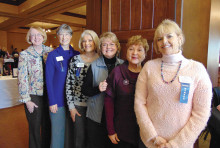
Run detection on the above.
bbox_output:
[49,104,58,113]
[158,143,172,148]
[26,101,38,113]
[70,108,81,122]
[217,105,220,111]
[108,133,120,144]
[153,136,167,146]
[99,80,108,92]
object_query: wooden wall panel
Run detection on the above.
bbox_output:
[111,0,120,31]
[145,41,154,61]
[154,0,175,27]
[142,0,153,29]
[120,43,127,60]
[154,0,167,27]
[131,0,141,30]
[176,0,183,26]
[101,0,109,33]
[167,0,176,20]
[121,0,131,31]
[86,0,101,35]
[100,0,182,60]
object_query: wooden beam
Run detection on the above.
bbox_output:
[61,12,86,19]
[0,3,18,14]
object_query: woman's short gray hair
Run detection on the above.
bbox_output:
[56,24,73,36]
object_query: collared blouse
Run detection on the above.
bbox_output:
[18,45,52,103]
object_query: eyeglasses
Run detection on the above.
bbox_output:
[30,34,42,38]
[101,43,116,48]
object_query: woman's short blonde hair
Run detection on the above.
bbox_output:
[78,30,100,53]
[99,32,121,55]
[26,27,47,44]
[126,35,149,53]
[154,19,185,53]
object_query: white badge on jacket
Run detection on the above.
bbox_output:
[56,56,64,62]
[179,76,192,84]
[77,63,84,67]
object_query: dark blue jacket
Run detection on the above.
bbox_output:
[46,45,79,107]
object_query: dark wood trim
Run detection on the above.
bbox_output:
[0,0,26,6]
[61,12,86,19]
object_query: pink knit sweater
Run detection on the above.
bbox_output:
[134,52,212,148]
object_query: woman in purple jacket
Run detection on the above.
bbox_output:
[104,35,149,148]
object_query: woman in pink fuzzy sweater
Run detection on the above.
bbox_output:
[134,19,212,148]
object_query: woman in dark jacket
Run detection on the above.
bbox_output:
[104,35,149,148]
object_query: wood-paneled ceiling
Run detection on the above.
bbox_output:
[0,0,86,34]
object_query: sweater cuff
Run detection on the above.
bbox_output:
[140,130,158,143]
[169,140,177,148]
[68,103,75,110]
[19,97,31,103]
[107,128,116,136]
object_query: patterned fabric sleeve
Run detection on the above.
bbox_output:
[18,51,31,103]
[66,57,76,110]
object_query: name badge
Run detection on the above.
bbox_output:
[77,63,84,67]
[76,68,81,77]
[179,76,192,84]
[180,83,190,104]
[56,56,64,62]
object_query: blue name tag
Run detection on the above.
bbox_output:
[76,67,81,77]
[180,83,190,103]
[60,62,64,72]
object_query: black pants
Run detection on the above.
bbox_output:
[112,140,138,148]
[139,140,147,148]
[73,106,87,148]
[87,118,112,148]
[24,95,51,148]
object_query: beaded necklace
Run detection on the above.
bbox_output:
[161,60,182,84]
